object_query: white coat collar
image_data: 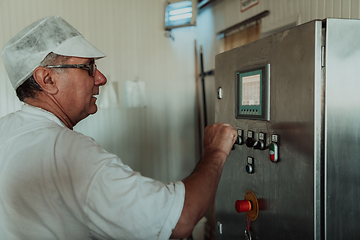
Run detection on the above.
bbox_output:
[21,104,67,128]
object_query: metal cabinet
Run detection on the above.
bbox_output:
[214,19,360,240]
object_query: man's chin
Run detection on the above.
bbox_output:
[89,105,98,115]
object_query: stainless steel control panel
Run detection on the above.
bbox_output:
[214,18,360,240]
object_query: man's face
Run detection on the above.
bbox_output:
[53,57,107,125]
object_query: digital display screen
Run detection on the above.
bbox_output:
[241,74,260,106]
[236,64,269,121]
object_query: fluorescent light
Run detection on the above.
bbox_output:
[169,13,192,21]
[165,0,197,30]
[169,7,192,16]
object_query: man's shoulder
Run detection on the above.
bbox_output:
[0,109,95,149]
[0,110,61,136]
[0,109,114,163]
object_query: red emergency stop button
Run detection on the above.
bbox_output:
[235,200,252,213]
[236,190,259,221]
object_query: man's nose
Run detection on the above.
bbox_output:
[94,69,107,86]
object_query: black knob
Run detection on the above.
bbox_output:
[246,138,255,148]
[232,135,244,150]
[253,140,265,150]
[236,136,243,145]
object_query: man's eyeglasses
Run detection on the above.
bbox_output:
[45,63,97,77]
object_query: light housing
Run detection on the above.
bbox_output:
[165,0,197,30]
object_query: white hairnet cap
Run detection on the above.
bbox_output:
[1,16,106,89]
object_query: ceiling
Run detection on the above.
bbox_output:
[197,0,219,9]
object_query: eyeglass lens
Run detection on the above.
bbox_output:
[90,63,97,76]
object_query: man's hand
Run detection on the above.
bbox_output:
[203,123,238,159]
[171,123,237,239]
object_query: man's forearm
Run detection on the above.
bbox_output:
[183,150,227,222]
[171,151,227,238]
[171,123,237,239]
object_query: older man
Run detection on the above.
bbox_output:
[0,16,236,239]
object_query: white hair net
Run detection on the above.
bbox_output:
[1,16,106,89]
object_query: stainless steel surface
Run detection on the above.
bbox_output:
[313,20,324,240]
[215,18,360,240]
[324,19,360,239]
[215,20,322,239]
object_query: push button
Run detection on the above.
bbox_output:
[235,200,252,213]
[246,164,254,174]
[246,156,254,174]
[269,134,279,162]
[235,190,259,221]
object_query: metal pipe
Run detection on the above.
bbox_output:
[200,46,208,128]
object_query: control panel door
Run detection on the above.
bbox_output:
[214,20,323,240]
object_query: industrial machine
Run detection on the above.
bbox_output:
[214,19,360,240]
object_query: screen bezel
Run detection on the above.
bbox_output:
[235,65,270,121]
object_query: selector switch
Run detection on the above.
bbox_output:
[232,129,244,150]
[235,129,244,145]
[253,132,266,150]
[245,131,255,148]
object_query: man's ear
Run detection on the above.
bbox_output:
[33,67,59,95]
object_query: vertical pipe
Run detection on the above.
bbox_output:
[195,40,203,157]
[200,46,208,128]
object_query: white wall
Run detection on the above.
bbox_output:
[209,0,360,34]
[0,0,199,183]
